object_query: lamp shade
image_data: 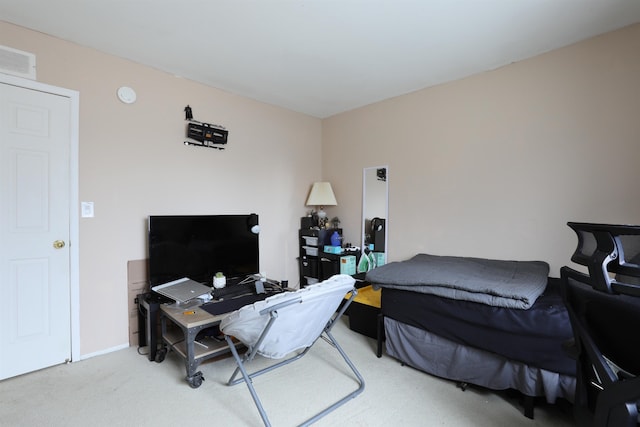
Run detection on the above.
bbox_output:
[306,182,337,207]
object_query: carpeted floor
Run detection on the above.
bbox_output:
[0,318,575,426]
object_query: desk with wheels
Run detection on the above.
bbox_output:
[157,303,236,388]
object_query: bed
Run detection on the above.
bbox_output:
[366,253,576,418]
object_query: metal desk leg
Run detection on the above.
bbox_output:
[184,326,204,388]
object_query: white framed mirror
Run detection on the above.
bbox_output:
[362,166,388,264]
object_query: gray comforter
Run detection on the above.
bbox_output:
[367,253,549,309]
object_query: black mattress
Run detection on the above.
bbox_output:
[381,278,575,376]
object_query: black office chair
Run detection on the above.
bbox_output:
[561,222,640,427]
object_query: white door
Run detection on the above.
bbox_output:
[0,82,72,380]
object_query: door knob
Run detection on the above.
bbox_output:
[53,240,66,249]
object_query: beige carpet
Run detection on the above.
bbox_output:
[0,318,575,426]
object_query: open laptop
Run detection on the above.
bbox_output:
[151,277,212,303]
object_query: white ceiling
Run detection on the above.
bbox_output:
[2,1,640,118]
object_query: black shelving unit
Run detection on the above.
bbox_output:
[298,227,343,287]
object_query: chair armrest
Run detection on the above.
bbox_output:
[259,296,302,316]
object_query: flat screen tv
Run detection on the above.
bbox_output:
[148,214,259,286]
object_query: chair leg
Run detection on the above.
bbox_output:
[228,345,310,386]
[224,329,365,427]
[300,329,365,426]
[225,335,272,427]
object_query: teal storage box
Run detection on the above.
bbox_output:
[340,255,356,275]
[324,245,343,254]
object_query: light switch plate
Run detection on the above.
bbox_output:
[81,202,94,218]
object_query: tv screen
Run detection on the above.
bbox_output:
[148,214,259,286]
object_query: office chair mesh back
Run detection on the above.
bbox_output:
[562,268,640,426]
[562,222,640,427]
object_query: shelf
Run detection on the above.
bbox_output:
[298,227,343,286]
[163,327,233,360]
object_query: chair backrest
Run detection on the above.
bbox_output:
[567,222,640,296]
[562,266,640,426]
[221,274,356,359]
[562,267,640,378]
[562,223,640,426]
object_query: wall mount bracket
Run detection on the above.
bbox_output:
[183,105,228,150]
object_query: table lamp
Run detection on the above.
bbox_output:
[306,182,337,227]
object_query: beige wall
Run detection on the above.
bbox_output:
[3,20,640,357]
[324,24,640,277]
[1,22,322,356]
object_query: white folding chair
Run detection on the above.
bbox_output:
[220,274,365,426]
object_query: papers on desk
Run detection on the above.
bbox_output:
[152,277,212,303]
[199,293,213,302]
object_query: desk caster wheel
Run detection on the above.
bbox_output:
[155,348,166,363]
[188,372,204,388]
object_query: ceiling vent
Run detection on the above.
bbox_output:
[0,45,36,80]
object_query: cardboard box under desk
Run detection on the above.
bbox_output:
[345,285,381,339]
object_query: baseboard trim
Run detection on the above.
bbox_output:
[79,343,130,361]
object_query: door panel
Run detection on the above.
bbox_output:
[0,83,71,379]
